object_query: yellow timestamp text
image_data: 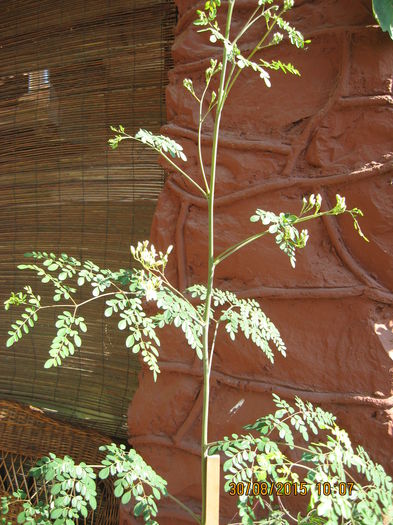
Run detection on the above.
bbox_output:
[228,481,354,497]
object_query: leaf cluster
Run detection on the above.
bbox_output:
[193,0,307,91]
[250,194,367,268]
[45,312,87,368]
[4,445,168,525]
[14,454,98,525]
[209,395,393,525]
[5,286,40,347]
[105,292,162,380]
[109,126,187,162]
[99,444,167,525]
[5,245,205,378]
[250,209,309,268]
[188,285,286,362]
[194,1,221,27]
[18,252,79,301]
[1,493,15,525]
[155,287,204,359]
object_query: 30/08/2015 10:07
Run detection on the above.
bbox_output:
[228,481,354,497]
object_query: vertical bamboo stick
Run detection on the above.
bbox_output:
[206,454,220,524]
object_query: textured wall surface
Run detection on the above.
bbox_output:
[122,1,393,523]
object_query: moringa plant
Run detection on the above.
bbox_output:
[3,1,392,524]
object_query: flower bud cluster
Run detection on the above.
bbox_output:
[130,241,173,272]
[137,271,163,302]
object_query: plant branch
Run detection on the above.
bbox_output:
[160,150,208,198]
[166,492,202,524]
[224,8,285,101]
[157,269,204,324]
[117,132,207,197]
[232,5,262,46]
[214,229,269,266]
[277,495,298,523]
[201,1,236,522]
[198,83,212,194]
[208,319,220,375]
[39,290,133,312]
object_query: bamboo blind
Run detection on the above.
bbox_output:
[0,0,176,437]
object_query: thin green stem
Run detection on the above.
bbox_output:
[157,270,204,323]
[201,98,218,124]
[223,61,237,97]
[198,83,212,194]
[223,8,265,97]
[159,150,207,198]
[214,207,349,267]
[224,8,285,101]
[232,5,261,45]
[167,492,202,524]
[119,133,207,197]
[214,229,269,266]
[201,2,235,522]
[277,495,298,523]
[39,290,132,311]
[208,319,220,376]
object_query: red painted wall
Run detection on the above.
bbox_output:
[121,1,393,523]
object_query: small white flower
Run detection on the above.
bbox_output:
[130,241,173,271]
[143,281,158,302]
[335,194,346,212]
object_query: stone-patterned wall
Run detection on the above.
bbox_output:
[121,1,393,523]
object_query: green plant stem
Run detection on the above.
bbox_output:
[214,207,349,267]
[166,493,201,524]
[200,2,235,523]
[198,83,212,194]
[208,320,220,376]
[7,291,134,345]
[160,150,208,198]
[222,6,267,111]
[232,4,261,45]
[119,133,207,197]
[42,291,132,311]
[277,496,298,523]
[214,229,269,266]
[158,270,204,323]
[224,7,285,101]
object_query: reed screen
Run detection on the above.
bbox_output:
[0,0,176,438]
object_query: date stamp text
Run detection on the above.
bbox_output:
[228,481,354,497]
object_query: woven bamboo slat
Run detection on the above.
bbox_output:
[0,1,176,438]
[0,399,119,523]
